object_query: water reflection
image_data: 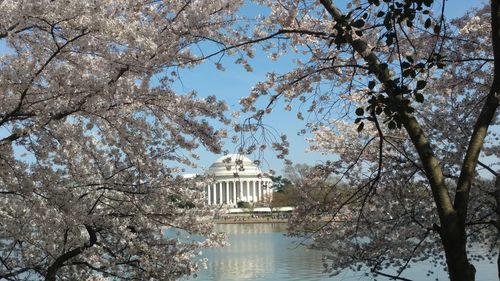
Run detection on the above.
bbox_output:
[183,223,496,281]
[207,225,277,280]
[185,223,340,281]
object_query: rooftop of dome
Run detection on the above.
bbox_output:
[212,154,253,164]
[207,154,268,178]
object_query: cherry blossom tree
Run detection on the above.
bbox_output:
[228,1,499,280]
[0,1,242,280]
[2,1,498,280]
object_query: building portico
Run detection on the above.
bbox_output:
[205,154,273,206]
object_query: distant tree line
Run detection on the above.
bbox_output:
[271,164,352,208]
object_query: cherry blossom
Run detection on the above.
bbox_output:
[0,1,241,280]
[230,1,499,280]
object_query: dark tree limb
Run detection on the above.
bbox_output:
[45,225,97,281]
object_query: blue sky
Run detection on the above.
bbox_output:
[171,0,486,174]
[170,48,334,174]
[0,0,486,175]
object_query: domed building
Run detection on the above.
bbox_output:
[204,154,273,206]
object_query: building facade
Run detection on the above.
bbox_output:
[205,154,273,206]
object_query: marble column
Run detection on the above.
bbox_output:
[225,181,229,204]
[260,181,264,202]
[210,183,214,205]
[216,183,219,204]
[248,180,252,202]
[232,180,236,204]
[243,181,247,201]
[264,181,268,202]
[238,180,242,200]
[252,181,257,202]
[255,181,259,202]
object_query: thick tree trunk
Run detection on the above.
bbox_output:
[495,175,500,279]
[402,110,476,281]
[440,216,476,281]
[443,244,476,281]
[316,1,499,280]
[445,0,500,279]
[489,0,500,276]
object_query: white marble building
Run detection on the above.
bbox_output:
[204,154,273,206]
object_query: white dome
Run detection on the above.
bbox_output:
[207,154,265,178]
[202,154,274,206]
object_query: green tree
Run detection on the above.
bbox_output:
[271,175,292,193]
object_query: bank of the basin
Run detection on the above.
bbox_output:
[183,223,497,281]
[213,215,289,224]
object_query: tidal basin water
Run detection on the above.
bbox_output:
[182,223,497,281]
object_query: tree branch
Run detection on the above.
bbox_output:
[454,0,500,224]
[45,225,97,281]
[318,0,455,222]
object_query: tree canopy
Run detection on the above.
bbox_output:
[1,1,499,281]
[0,1,239,280]
[225,1,499,281]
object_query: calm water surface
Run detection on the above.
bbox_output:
[183,223,496,281]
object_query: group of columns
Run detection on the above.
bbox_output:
[205,179,272,205]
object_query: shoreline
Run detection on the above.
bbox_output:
[214,218,288,224]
